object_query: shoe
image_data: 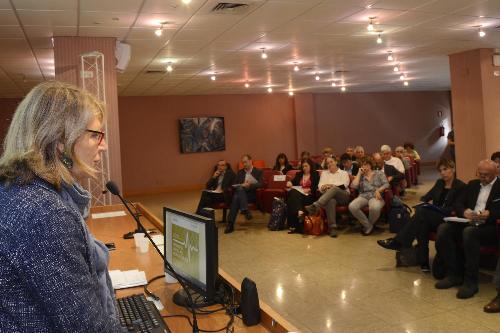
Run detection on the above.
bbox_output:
[457,283,478,299]
[305,204,318,216]
[420,264,431,273]
[242,210,252,220]
[377,238,401,251]
[224,224,234,234]
[362,224,374,236]
[329,228,338,238]
[435,276,463,289]
[484,295,500,313]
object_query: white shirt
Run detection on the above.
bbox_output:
[244,167,258,185]
[385,156,405,174]
[474,177,497,212]
[318,168,350,193]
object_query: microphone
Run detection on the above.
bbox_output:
[106,180,200,332]
[106,181,142,239]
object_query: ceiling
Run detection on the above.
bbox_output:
[0,0,499,97]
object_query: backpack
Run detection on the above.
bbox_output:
[388,197,412,233]
[303,214,325,236]
[267,197,287,231]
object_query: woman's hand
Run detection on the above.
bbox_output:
[375,190,382,201]
[286,181,292,188]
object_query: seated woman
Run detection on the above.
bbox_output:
[285,159,319,234]
[272,153,293,175]
[377,159,466,271]
[349,157,389,235]
[404,142,421,161]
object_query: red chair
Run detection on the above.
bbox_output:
[289,160,300,168]
[261,171,288,213]
[238,159,266,170]
[286,169,300,181]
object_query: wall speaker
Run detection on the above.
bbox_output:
[115,41,131,72]
[240,277,261,326]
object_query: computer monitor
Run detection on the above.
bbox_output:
[163,207,218,303]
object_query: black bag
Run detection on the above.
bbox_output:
[396,246,418,267]
[268,197,287,231]
[388,197,412,233]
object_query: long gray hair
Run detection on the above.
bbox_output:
[0,81,105,189]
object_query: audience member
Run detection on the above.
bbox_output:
[300,150,320,170]
[395,146,412,171]
[305,157,350,237]
[345,146,357,161]
[196,160,235,217]
[225,154,263,234]
[380,145,405,174]
[354,146,365,162]
[377,159,465,271]
[435,159,499,299]
[492,151,500,176]
[340,153,359,175]
[285,159,319,234]
[349,157,389,235]
[273,153,293,175]
[447,130,455,161]
[403,142,421,161]
[320,147,334,170]
[0,82,122,331]
[373,152,404,188]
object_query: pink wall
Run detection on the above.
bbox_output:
[118,94,296,195]
[0,98,21,154]
[313,91,451,161]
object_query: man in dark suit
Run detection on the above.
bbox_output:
[340,153,359,176]
[435,159,500,299]
[196,160,235,217]
[225,154,263,234]
[373,152,404,188]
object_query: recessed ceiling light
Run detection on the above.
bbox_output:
[166,64,173,72]
[331,82,336,87]
[211,75,216,81]
[288,91,294,96]
[341,86,346,92]
[182,0,192,4]
[403,81,409,86]
[315,74,320,81]
[267,87,273,93]
[294,65,300,72]
[261,48,268,59]
[479,27,486,37]
[367,18,374,31]
[393,65,399,72]
[387,51,393,61]
[399,74,405,80]
[245,82,249,88]
[377,34,382,44]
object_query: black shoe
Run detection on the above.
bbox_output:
[288,228,296,234]
[224,224,234,234]
[457,283,478,299]
[377,238,401,250]
[242,210,252,220]
[435,276,463,289]
[420,264,431,273]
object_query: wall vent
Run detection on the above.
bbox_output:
[211,2,250,14]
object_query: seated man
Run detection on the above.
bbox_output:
[340,153,359,176]
[380,145,405,174]
[373,152,404,188]
[395,146,412,171]
[345,146,357,161]
[354,145,365,163]
[225,154,263,234]
[305,157,350,237]
[435,159,500,299]
[195,160,235,217]
[319,147,334,170]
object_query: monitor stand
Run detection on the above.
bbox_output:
[173,288,217,309]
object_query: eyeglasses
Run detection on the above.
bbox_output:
[86,129,105,145]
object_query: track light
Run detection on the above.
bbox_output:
[393,65,399,72]
[293,65,300,72]
[288,91,294,96]
[315,74,320,81]
[261,48,268,59]
[341,86,346,92]
[403,81,409,86]
[387,52,393,61]
[210,75,216,81]
[244,82,249,88]
[331,82,336,87]
[479,27,486,37]
[377,34,382,44]
[367,19,374,31]
[166,64,173,72]
[267,87,273,93]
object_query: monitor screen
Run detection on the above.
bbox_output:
[163,207,218,298]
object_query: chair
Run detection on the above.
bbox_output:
[237,159,266,170]
[261,171,288,213]
[286,169,300,181]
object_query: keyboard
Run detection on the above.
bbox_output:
[117,294,171,333]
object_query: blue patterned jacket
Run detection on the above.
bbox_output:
[0,177,123,332]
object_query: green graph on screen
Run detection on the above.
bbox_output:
[172,223,200,280]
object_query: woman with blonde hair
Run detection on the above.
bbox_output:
[0,81,122,332]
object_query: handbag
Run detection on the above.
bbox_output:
[303,214,325,236]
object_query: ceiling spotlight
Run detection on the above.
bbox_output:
[399,74,405,80]
[267,87,273,93]
[288,91,294,96]
[210,75,216,81]
[182,0,192,3]
[403,81,409,86]
[376,34,382,44]
[293,65,300,72]
[341,86,347,92]
[166,64,173,72]
[387,52,394,61]
[315,74,320,81]
[331,82,336,87]
[261,48,268,59]
[244,82,250,88]
[478,27,486,37]
[393,65,399,72]
[367,18,374,31]
[155,27,163,36]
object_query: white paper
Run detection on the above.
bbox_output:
[443,217,471,223]
[91,211,127,219]
[290,186,309,196]
[109,269,147,289]
[273,175,286,181]
[151,234,164,246]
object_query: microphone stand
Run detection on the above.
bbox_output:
[110,188,200,333]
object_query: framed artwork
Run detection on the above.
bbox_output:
[179,117,226,153]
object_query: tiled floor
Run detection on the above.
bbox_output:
[130,167,500,333]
